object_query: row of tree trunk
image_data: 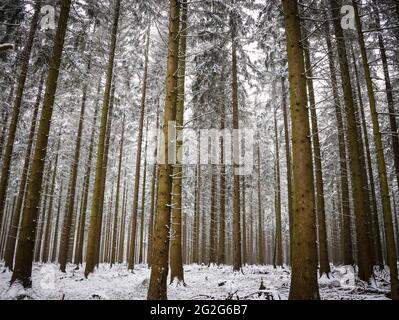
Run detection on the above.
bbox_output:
[0,0,398,301]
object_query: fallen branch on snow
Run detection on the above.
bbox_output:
[0,43,14,51]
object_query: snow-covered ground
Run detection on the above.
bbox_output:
[0,262,392,300]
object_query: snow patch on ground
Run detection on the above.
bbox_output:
[0,262,391,300]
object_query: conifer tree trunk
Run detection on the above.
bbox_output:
[102,197,109,263]
[84,0,121,278]
[34,179,50,262]
[0,0,41,233]
[51,184,64,262]
[352,1,398,298]
[73,188,84,263]
[241,178,247,265]
[170,2,188,281]
[128,28,151,270]
[374,4,399,199]
[11,0,72,287]
[208,165,217,265]
[323,16,354,266]
[0,87,14,161]
[201,181,207,264]
[4,73,44,270]
[248,186,254,264]
[257,143,265,265]
[111,116,125,266]
[282,0,319,300]
[107,208,113,263]
[192,163,200,264]
[281,77,293,262]
[189,166,197,261]
[392,196,399,257]
[329,0,373,281]
[139,122,149,264]
[217,101,226,265]
[273,108,283,268]
[59,58,91,272]
[337,192,346,263]
[147,101,160,267]
[182,209,187,264]
[147,0,180,300]
[118,178,128,263]
[105,186,114,263]
[331,199,339,264]
[230,12,242,273]
[41,133,61,263]
[67,201,78,263]
[102,188,111,263]
[100,215,107,263]
[1,197,16,257]
[303,39,330,276]
[126,212,131,260]
[0,199,9,255]
[0,203,7,256]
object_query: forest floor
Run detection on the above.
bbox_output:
[0,262,392,300]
